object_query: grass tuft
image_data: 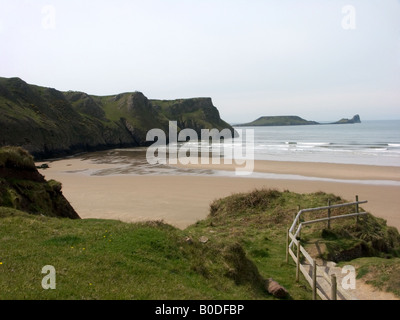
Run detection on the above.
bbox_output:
[0,146,36,170]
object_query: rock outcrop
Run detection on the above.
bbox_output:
[0,146,80,219]
[266,278,289,298]
[332,114,361,124]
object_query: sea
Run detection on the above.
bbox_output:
[232,120,400,167]
[76,120,400,179]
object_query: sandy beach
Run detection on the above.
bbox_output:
[37,155,400,231]
[175,159,400,182]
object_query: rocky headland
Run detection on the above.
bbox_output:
[0,77,235,159]
[236,114,361,127]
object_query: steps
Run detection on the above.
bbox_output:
[287,197,367,300]
[301,260,357,300]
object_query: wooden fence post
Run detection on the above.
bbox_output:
[296,241,300,282]
[331,274,337,300]
[286,228,289,264]
[355,195,359,224]
[312,260,317,300]
[327,199,331,229]
[296,205,300,226]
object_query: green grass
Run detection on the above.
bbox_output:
[100,96,128,122]
[0,209,273,300]
[0,176,78,219]
[0,146,36,170]
[1,189,399,300]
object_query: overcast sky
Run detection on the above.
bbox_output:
[1,0,399,122]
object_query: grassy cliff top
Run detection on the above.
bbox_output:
[236,116,319,127]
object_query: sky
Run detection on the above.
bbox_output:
[0,0,399,123]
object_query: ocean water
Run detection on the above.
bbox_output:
[233,120,400,167]
[61,120,400,183]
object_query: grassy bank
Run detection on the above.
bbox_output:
[0,208,274,300]
[1,189,400,300]
[0,146,79,219]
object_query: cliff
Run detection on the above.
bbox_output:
[150,97,233,136]
[0,146,80,219]
[0,77,235,159]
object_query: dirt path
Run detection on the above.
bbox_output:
[353,279,398,300]
[300,259,399,300]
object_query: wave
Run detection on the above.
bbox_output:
[299,142,330,146]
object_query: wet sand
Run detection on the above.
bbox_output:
[37,156,400,231]
[174,159,400,182]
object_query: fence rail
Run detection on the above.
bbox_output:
[286,195,367,300]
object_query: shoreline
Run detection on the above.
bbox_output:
[37,157,400,231]
[173,159,400,182]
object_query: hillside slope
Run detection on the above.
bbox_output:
[0,146,79,219]
[0,77,235,159]
[237,115,318,126]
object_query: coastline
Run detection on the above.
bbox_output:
[37,156,400,231]
[174,159,400,182]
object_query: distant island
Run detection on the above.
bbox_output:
[236,114,361,127]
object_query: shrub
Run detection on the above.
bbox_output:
[0,146,36,170]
